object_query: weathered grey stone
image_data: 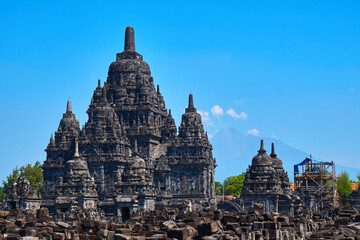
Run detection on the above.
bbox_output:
[167,227,188,240]
[114,233,133,240]
[56,221,70,229]
[161,220,177,230]
[24,227,37,237]
[53,232,65,240]
[197,221,221,236]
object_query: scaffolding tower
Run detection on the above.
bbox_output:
[294,157,337,210]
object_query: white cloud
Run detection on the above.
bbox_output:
[208,134,214,139]
[247,128,260,136]
[272,135,278,139]
[198,110,214,126]
[211,105,223,118]
[226,108,247,120]
[197,110,210,122]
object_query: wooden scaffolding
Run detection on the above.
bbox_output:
[294,157,337,209]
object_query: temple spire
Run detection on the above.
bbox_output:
[102,87,107,103]
[74,139,80,158]
[270,142,277,158]
[133,139,138,155]
[188,93,194,109]
[124,26,135,51]
[258,139,266,153]
[50,134,54,144]
[169,109,172,117]
[66,100,72,113]
[97,79,101,88]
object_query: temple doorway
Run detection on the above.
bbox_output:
[122,207,130,222]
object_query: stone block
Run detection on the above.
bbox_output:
[114,234,133,240]
[225,222,239,231]
[263,212,274,221]
[6,226,20,234]
[335,217,350,227]
[146,234,166,239]
[0,211,10,218]
[252,221,264,231]
[24,228,37,237]
[53,232,65,240]
[37,208,49,219]
[161,220,177,230]
[198,221,220,236]
[167,227,188,240]
[186,225,198,238]
[116,228,131,235]
[131,223,142,233]
[263,221,278,229]
[4,233,21,240]
[56,221,71,229]
[98,220,109,229]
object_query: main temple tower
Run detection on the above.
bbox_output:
[42,27,216,218]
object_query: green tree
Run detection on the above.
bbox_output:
[2,167,20,196]
[215,181,223,196]
[356,174,360,190]
[0,187,6,201]
[0,161,43,201]
[337,171,353,205]
[215,173,246,197]
[18,161,43,191]
[224,173,246,198]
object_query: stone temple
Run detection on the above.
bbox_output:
[41,26,216,219]
[239,140,300,216]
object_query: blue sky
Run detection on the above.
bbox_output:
[1,1,360,180]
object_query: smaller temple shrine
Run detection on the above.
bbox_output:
[240,140,300,216]
[2,177,42,214]
[42,140,98,214]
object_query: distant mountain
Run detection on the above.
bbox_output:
[211,128,360,181]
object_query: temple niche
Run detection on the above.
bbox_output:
[42,26,216,220]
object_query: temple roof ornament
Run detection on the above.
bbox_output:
[124,26,135,51]
[66,100,72,113]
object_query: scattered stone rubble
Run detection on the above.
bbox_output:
[1,205,360,239]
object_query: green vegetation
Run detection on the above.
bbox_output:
[337,171,353,205]
[0,161,43,201]
[356,174,360,190]
[215,172,246,198]
[215,181,223,196]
